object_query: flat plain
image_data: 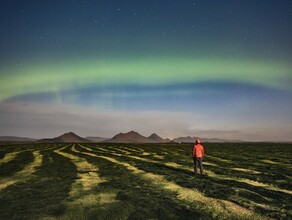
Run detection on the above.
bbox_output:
[0,142,291,219]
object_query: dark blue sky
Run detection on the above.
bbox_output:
[1,0,291,62]
[0,0,291,140]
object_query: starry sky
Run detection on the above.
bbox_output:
[0,0,291,141]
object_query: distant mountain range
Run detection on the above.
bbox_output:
[103,131,169,143]
[0,131,241,143]
[86,136,108,142]
[148,133,171,143]
[0,136,37,142]
[171,136,240,143]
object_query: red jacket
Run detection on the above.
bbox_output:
[192,139,204,158]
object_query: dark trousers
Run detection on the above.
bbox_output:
[193,157,203,174]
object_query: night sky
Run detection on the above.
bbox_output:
[0,0,291,141]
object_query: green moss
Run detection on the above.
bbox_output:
[0,143,291,219]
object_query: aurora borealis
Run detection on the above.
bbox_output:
[0,0,291,141]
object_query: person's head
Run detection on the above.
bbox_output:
[196,138,201,144]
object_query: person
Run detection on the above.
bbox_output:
[192,138,204,174]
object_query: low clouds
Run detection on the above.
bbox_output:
[0,102,201,139]
[189,129,242,139]
[0,102,291,141]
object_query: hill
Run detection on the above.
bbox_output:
[148,133,170,143]
[104,131,157,143]
[38,132,90,143]
[172,136,198,143]
[172,136,239,143]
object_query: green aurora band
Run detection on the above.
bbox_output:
[1,57,291,101]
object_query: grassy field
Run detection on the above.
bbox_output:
[0,142,291,219]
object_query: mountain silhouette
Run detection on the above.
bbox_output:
[172,136,198,143]
[38,132,90,143]
[2,132,242,143]
[0,136,36,142]
[104,131,172,143]
[104,131,149,143]
[148,133,169,143]
[172,136,241,143]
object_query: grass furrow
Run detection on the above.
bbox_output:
[0,143,290,219]
[54,144,104,194]
[70,144,206,219]
[78,144,264,220]
[82,144,291,219]
[0,146,77,219]
[0,151,34,177]
[0,150,43,190]
[96,145,292,196]
[49,144,113,219]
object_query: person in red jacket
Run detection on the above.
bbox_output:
[192,138,205,174]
